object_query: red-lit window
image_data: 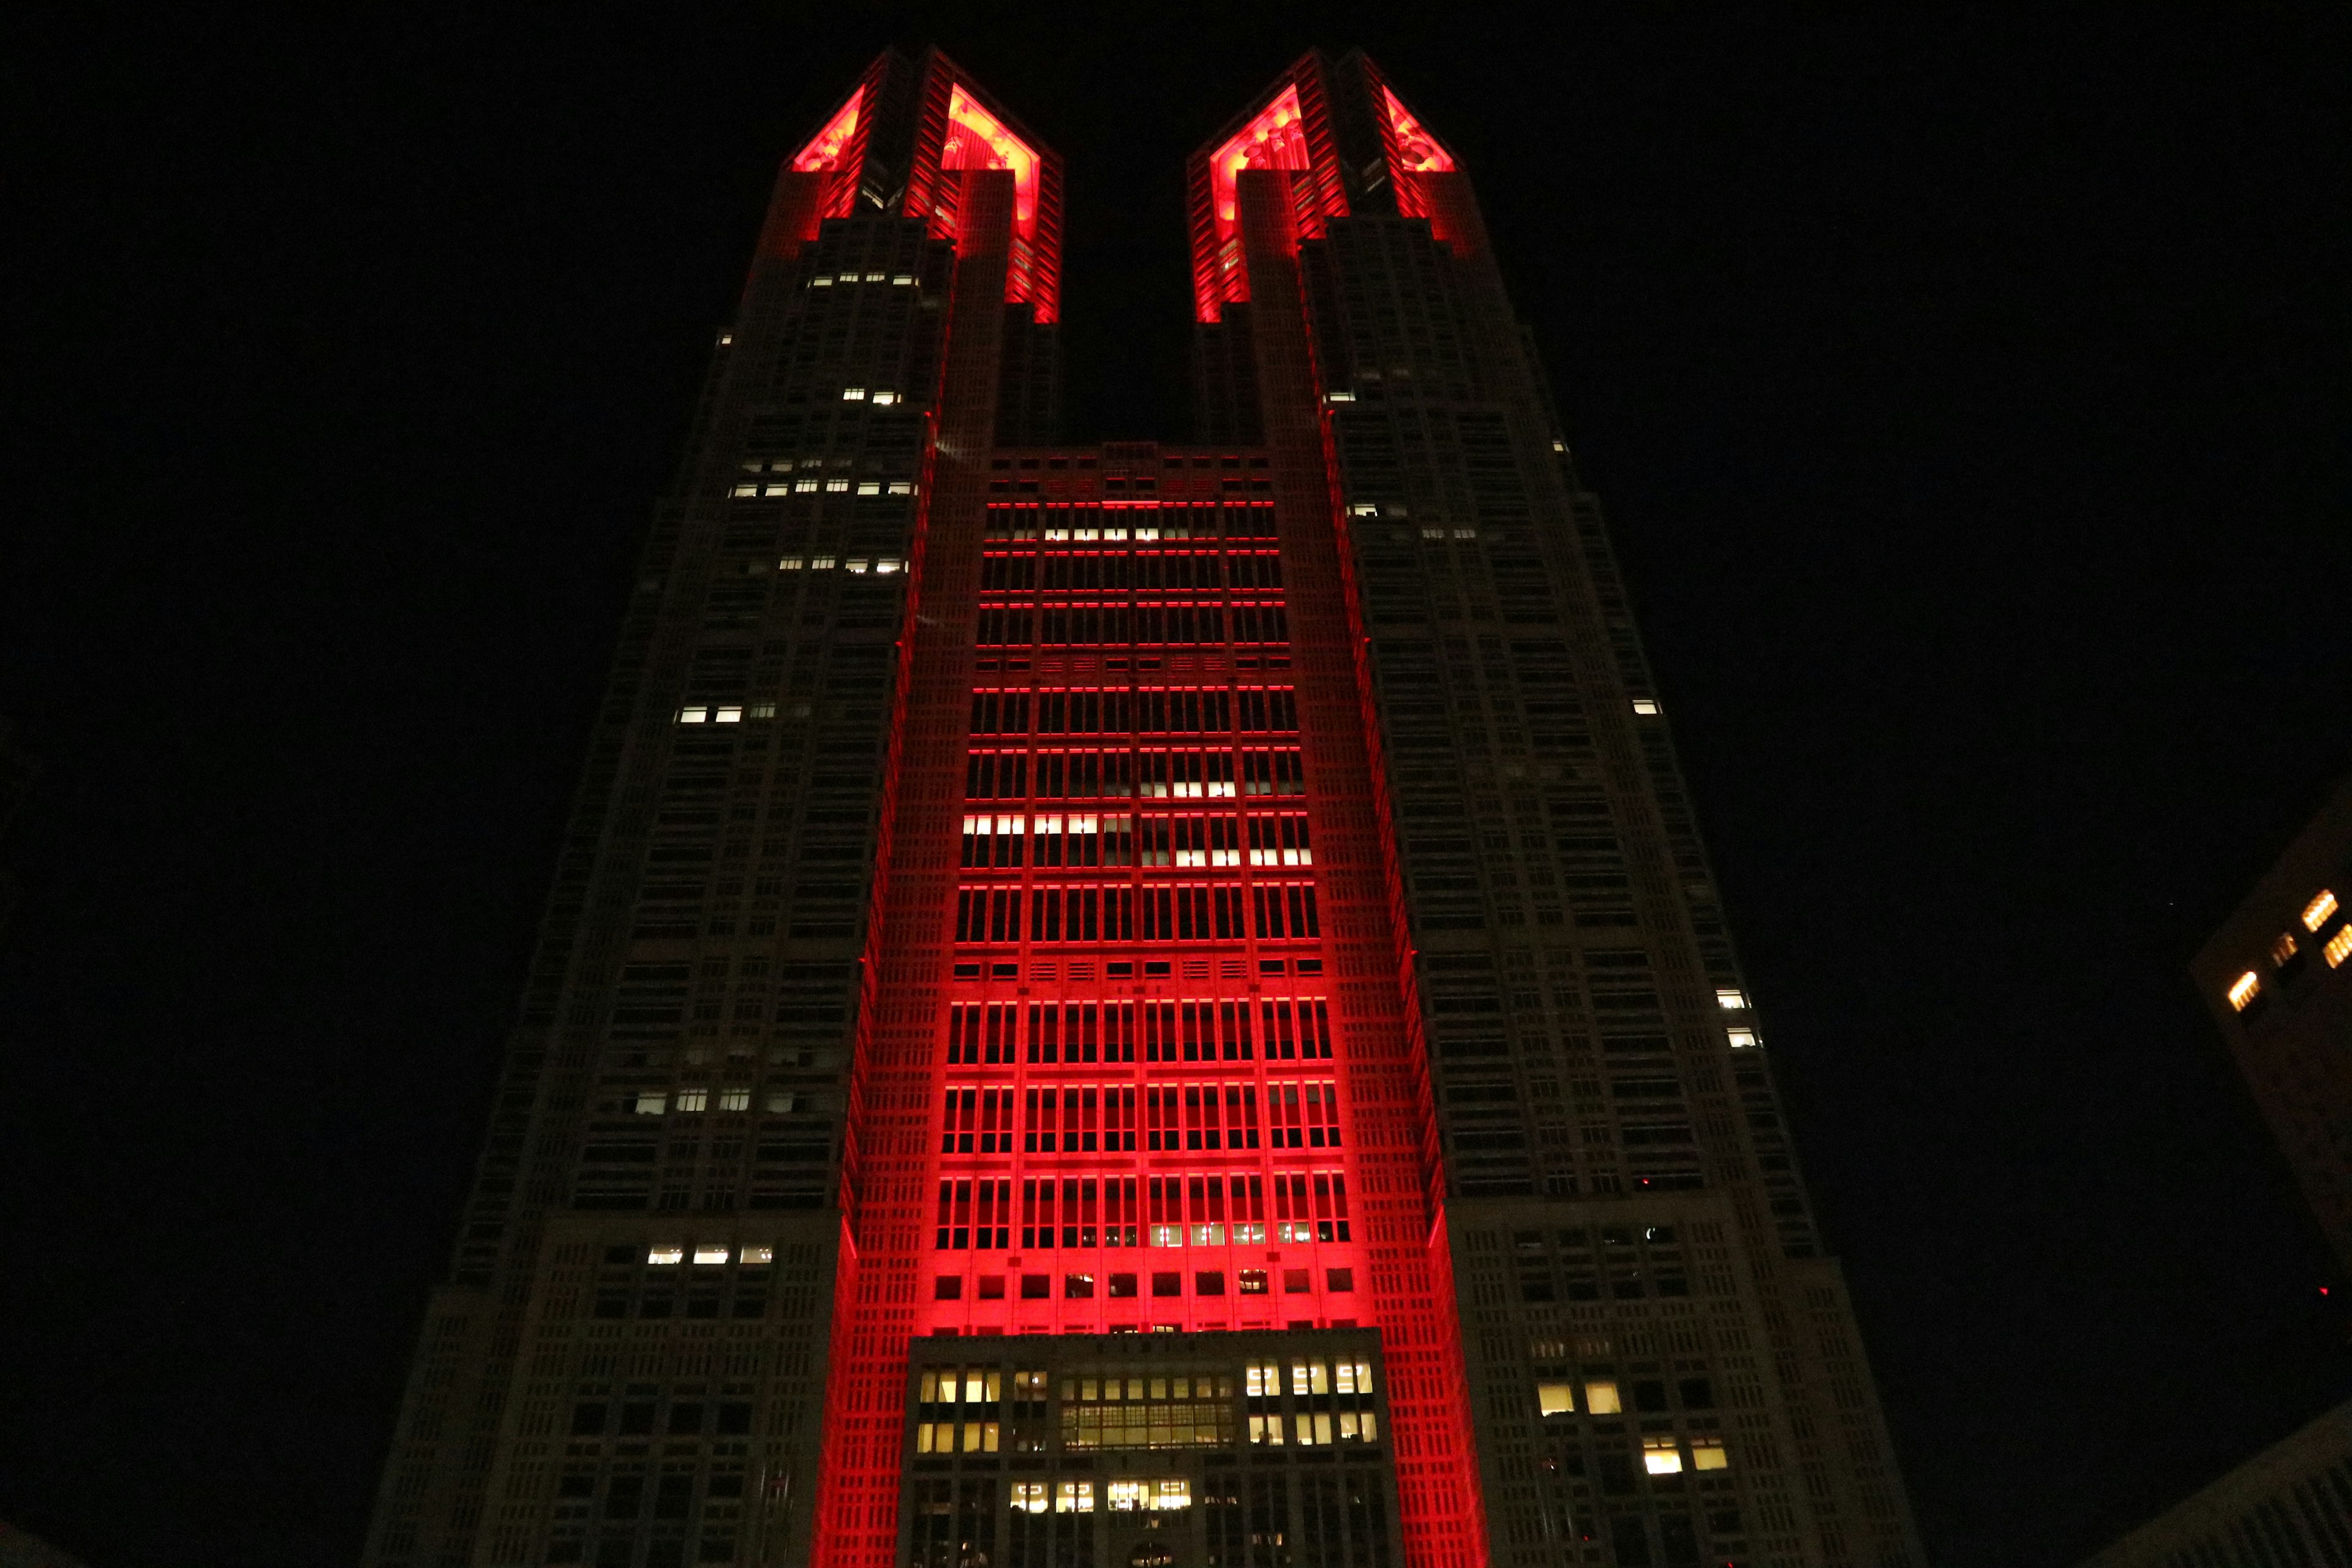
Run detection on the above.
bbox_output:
[1259,998,1334,1061]
[935,1178,1013,1250]
[1266,1082,1343,1149]
[946,1002,1020,1065]
[1253,883,1321,940]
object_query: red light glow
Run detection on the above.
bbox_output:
[943,86,1039,234]
[1382,87,1454,175]
[791,88,862,173]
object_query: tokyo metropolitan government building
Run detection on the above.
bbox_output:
[362,47,1923,1568]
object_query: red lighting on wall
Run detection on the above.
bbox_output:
[906,70,1061,322]
[788,85,870,227]
[792,88,862,173]
[1380,85,1457,222]
[1189,69,1349,322]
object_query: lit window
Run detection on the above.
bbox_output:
[675,1088,709,1112]
[1150,1224,1182,1247]
[762,483,793,498]
[810,556,837,570]
[750,703,775,719]
[794,478,817,492]
[875,557,902,573]
[1630,698,1661,716]
[1451,527,1477,539]
[1420,526,1446,540]
[1011,1482,1048,1513]
[1584,1380,1621,1414]
[811,276,833,287]
[892,274,914,285]
[635,1093,666,1115]
[2305,891,2339,930]
[1551,439,1567,452]
[1055,1481,1094,1513]
[1727,1028,1758,1049]
[845,559,870,574]
[714,706,743,723]
[718,1088,750,1112]
[1245,1360,1280,1397]
[824,479,850,492]
[765,1091,797,1113]
[1349,503,1378,516]
[865,272,884,283]
[1153,1480,1192,1510]
[857,482,881,495]
[2227,971,2261,1011]
[870,393,897,407]
[1643,1437,1683,1475]
[717,333,733,345]
[888,481,914,494]
[1325,390,1355,403]
[731,483,758,498]
[2331,927,2352,968]
[1716,987,1749,1010]
[1691,1437,1728,1471]
[1536,1380,1575,1416]
[2271,932,2298,965]
[647,1246,684,1265]
[843,387,865,400]
[692,1245,729,1265]
[1107,1481,1147,1512]
[741,1246,773,1264]
[677,706,709,724]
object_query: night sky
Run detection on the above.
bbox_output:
[4,7,2348,1566]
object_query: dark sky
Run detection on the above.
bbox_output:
[4,6,2348,1566]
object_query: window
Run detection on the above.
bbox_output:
[1020,1274,1049,1298]
[2304,890,2339,930]
[842,387,865,400]
[2329,927,2352,968]
[1691,1437,1728,1471]
[1714,988,1748,1011]
[1536,1381,1575,1417]
[2272,932,2299,965]
[647,1246,684,1266]
[1238,1268,1268,1294]
[2228,971,2261,1011]
[1630,699,1660,716]
[1725,1028,1757,1050]
[935,1275,962,1300]
[677,706,709,724]
[741,1246,772,1264]
[1152,1272,1182,1297]
[674,1088,709,1112]
[1283,1268,1311,1294]
[718,1088,750,1112]
[1584,1379,1621,1414]
[692,1246,728,1265]
[1325,1267,1354,1293]
[1055,1481,1094,1512]
[635,1093,667,1115]
[1642,1436,1683,1474]
[1011,1482,1047,1513]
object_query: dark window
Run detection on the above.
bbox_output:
[570,1403,606,1436]
[1109,1273,1137,1297]
[1676,1377,1715,1409]
[606,1477,645,1518]
[1195,1271,1226,1296]
[978,1275,1005,1299]
[655,1475,693,1518]
[1021,1273,1050,1298]
[1152,1272,1182,1297]
[935,1275,963,1300]
[619,1403,656,1435]
[668,1402,705,1435]
[1326,1268,1354,1293]
[1632,1380,1668,1413]
[717,1402,753,1435]
[1283,1268,1311,1294]
[559,1474,594,1498]
[1065,1273,1095,1298]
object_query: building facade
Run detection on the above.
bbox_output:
[362,48,1921,1568]
[2079,1397,2352,1568]
[2192,771,2352,1275]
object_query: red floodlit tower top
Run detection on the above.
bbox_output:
[1187,58,1349,322]
[774,50,1065,322]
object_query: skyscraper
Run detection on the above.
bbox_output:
[363,48,1921,1568]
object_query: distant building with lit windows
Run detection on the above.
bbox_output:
[2079,1396,2352,1568]
[2193,771,2352,1275]
[361,47,1921,1568]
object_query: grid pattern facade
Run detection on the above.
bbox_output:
[364,44,1923,1568]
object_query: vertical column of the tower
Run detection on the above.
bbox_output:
[1234,167,1489,1568]
[816,165,1016,1568]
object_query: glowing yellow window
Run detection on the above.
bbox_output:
[1691,1437,1730,1471]
[1011,1482,1047,1513]
[1584,1380,1622,1414]
[2304,891,2339,931]
[1055,1481,1094,1513]
[2227,971,2261,1012]
[2328,927,2352,968]
[1642,1437,1683,1475]
[2272,932,2299,965]
[1536,1381,1575,1416]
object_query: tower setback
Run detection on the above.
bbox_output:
[363,47,1922,1568]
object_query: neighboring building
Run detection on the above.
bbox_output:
[362,47,1921,1568]
[0,1520,92,1568]
[2080,1398,2352,1568]
[2191,771,2352,1273]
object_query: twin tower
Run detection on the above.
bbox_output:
[363,47,1923,1568]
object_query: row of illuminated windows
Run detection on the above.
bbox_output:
[940,1080,1340,1155]
[775,554,905,571]
[1008,1480,1193,1513]
[1536,1375,1716,1419]
[933,1172,1351,1250]
[938,1267,1354,1302]
[638,1245,776,1267]
[990,454,1268,473]
[980,555,1282,591]
[983,514,1278,544]
[946,997,1333,1066]
[951,883,1321,945]
[965,747,1306,800]
[960,811,1313,869]
[630,1089,809,1115]
[2227,888,2350,1014]
[811,270,917,288]
[970,687,1298,736]
[731,478,917,497]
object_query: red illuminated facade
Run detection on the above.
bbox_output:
[365,45,1923,1568]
